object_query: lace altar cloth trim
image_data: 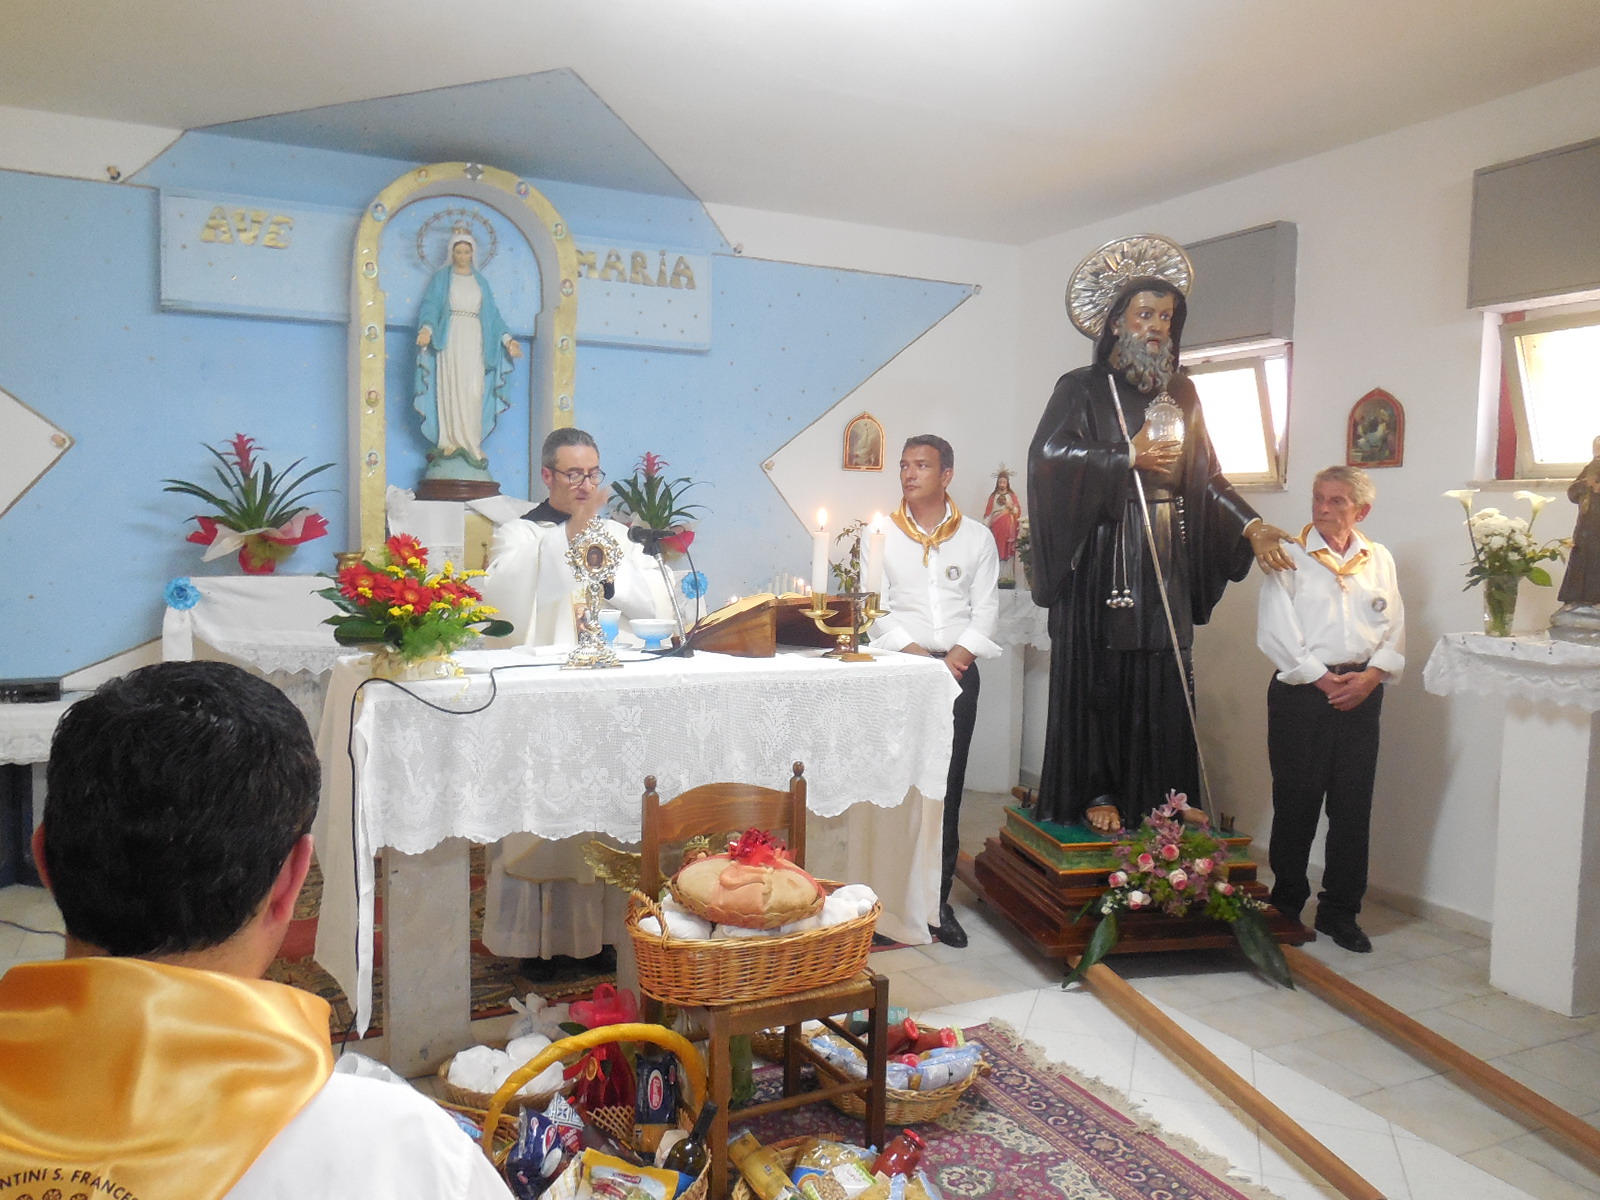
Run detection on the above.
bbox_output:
[0,696,86,765]
[1423,632,1600,713]
[161,575,340,677]
[312,647,960,1033]
[994,588,1050,650]
[344,648,958,853]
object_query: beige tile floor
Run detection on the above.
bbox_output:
[5,791,1600,1198]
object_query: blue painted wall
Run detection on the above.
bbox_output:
[0,137,967,678]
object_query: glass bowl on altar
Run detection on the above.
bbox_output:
[630,617,676,650]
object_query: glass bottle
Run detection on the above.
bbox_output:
[661,1099,719,1177]
[871,1128,925,1177]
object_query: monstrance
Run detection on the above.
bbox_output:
[564,520,624,669]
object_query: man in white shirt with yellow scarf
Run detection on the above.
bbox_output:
[1257,465,1405,954]
[874,435,1001,948]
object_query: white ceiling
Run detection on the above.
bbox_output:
[6,0,1600,244]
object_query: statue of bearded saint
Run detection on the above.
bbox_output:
[1026,276,1291,835]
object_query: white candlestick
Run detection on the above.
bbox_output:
[811,509,830,598]
[865,514,886,595]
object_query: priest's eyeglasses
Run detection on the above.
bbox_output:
[553,468,606,485]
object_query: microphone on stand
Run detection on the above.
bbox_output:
[630,526,694,657]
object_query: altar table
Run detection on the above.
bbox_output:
[1423,632,1600,1015]
[312,646,959,1071]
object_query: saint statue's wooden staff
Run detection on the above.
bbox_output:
[1106,374,1218,820]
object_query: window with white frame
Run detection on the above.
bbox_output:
[1187,340,1290,487]
[1500,308,1600,478]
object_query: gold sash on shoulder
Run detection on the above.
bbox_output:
[891,500,962,566]
[0,958,333,1200]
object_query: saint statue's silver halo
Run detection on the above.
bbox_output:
[1065,234,1194,340]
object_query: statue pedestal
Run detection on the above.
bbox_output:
[956,806,1310,959]
[1424,632,1600,1016]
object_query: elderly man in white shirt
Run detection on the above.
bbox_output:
[1257,465,1405,954]
[874,434,1001,947]
[476,428,674,967]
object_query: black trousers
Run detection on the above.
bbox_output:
[940,660,981,906]
[1266,674,1383,922]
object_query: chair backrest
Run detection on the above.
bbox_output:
[638,762,808,900]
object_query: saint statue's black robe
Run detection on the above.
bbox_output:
[1026,361,1258,829]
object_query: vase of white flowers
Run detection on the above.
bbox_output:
[1443,489,1568,637]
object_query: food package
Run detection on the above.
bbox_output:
[632,1049,679,1154]
[669,828,825,929]
[792,1139,877,1200]
[576,1149,681,1199]
[727,1129,805,1199]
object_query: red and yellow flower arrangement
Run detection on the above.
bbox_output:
[318,534,513,662]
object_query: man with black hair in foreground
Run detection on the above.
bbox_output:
[0,661,511,1199]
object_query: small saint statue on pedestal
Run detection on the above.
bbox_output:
[1550,433,1600,645]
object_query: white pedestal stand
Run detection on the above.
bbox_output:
[1424,633,1600,1016]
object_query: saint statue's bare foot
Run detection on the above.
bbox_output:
[1084,804,1121,834]
[1181,808,1210,827]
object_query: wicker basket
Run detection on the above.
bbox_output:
[627,885,879,1006]
[751,1028,985,1124]
[813,1049,984,1124]
[730,1138,808,1200]
[474,1022,712,1200]
[435,1057,565,1114]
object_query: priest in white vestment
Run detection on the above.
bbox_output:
[475,427,674,960]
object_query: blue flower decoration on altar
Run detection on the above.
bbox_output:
[164,577,202,611]
[680,571,708,600]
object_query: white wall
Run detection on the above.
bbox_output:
[1015,65,1600,927]
[703,203,1028,789]
[0,105,177,181]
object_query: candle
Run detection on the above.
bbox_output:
[865,513,886,595]
[806,508,832,598]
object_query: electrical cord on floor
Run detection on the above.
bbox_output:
[0,917,63,938]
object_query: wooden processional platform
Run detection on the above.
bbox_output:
[955,804,1312,959]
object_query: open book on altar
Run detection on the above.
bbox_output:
[685,593,855,657]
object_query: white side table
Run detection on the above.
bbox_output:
[1424,632,1600,1015]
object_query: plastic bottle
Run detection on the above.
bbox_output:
[871,1128,925,1177]
[660,1099,720,1177]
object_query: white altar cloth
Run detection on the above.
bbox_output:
[994,588,1050,651]
[1423,630,1600,1014]
[313,646,960,1036]
[1423,631,1600,712]
[0,695,87,766]
[161,574,342,676]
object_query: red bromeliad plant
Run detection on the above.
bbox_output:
[163,434,333,573]
[318,534,513,660]
[610,451,706,557]
[1066,791,1292,988]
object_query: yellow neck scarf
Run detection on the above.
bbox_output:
[1300,524,1369,590]
[892,499,963,565]
[0,958,333,1200]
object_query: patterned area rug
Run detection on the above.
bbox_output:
[265,846,615,1039]
[737,1021,1284,1200]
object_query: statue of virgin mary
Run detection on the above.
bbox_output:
[413,228,522,472]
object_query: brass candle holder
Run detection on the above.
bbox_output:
[802,591,887,661]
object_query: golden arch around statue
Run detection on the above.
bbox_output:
[347,162,580,552]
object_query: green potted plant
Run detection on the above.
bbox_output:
[163,433,334,574]
[610,451,707,559]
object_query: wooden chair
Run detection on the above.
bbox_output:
[639,762,888,1199]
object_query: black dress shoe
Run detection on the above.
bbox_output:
[929,903,968,948]
[1314,914,1372,953]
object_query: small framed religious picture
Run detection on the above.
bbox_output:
[842,412,885,472]
[1346,388,1404,468]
